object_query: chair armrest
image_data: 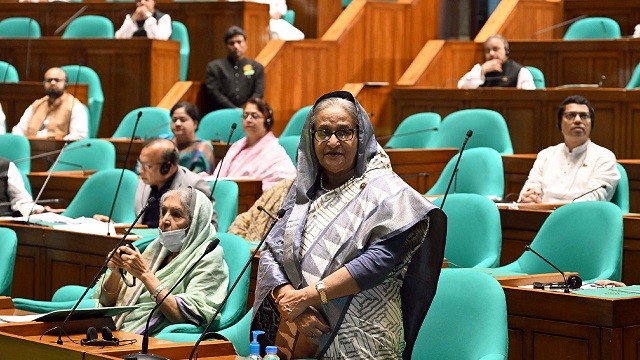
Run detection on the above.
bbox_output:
[51,285,93,302]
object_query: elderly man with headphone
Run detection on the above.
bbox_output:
[457,35,536,90]
[518,95,620,203]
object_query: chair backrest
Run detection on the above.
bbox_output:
[196,108,245,143]
[112,107,172,139]
[0,134,31,173]
[210,180,239,233]
[611,163,629,213]
[280,105,311,137]
[432,194,502,268]
[426,147,504,200]
[60,65,104,138]
[278,135,300,164]
[212,232,251,330]
[49,139,116,172]
[170,21,190,81]
[432,109,514,154]
[412,269,508,360]
[526,66,545,89]
[501,201,623,282]
[0,61,19,83]
[0,17,41,38]
[63,169,138,223]
[384,112,441,149]
[62,15,114,39]
[626,63,640,89]
[0,227,18,296]
[282,9,296,25]
[564,17,621,40]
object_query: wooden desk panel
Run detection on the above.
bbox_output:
[0,39,179,138]
[386,148,457,194]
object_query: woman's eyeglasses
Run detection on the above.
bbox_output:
[312,128,358,142]
[242,112,263,120]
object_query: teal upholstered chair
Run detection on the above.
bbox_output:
[526,66,545,89]
[0,61,19,83]
[563,17,621,40]
[412,268,508,360]
[49,139,116,172]
[611,163,629,213]
[210,179,239,233]
[432,194,502,268]
[384,112,441,149]
[0,17,41,38]
[494,201,623,282]
[112,107,171,139]
[278,135,300,164]
[0,228,18,296]
[426,147,504,200]
[196,108,245,143]
[62,15,114,39]
[0,134,31,173]
[60,65,104,138]
[170,21,190,81]
[625,63,640,89]
[280,105,311,137]
[432,109,513,155]
[282,10,296,25]
[156,232,252,337]
[62,169,138,223]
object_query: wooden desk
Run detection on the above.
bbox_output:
[386,148,457,194]
[0,38,179,138]
[88,342,236,360]
[503,285,640,360]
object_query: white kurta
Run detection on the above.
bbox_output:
[457,63,536,89]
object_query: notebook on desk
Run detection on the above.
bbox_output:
[0,306,138,323]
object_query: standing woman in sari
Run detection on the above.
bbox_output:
[252,91,446,359]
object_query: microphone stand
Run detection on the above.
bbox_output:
[13,143,91,165]
[439,130,473,210]
[46,198,156,345]
[376,127,439,141]
[210,123,237,195]
[27,142,69,224]
[532,14,587,38]
[572,185,607,202]
[524,245,569,293]
[188,208,285,360]
[122,240,221,360]
[54,5,89,36]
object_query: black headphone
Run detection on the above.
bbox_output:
[81,326,119,347]
[160,161,171,175]
[159,142,179,175]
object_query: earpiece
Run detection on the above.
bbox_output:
[160,161,171,175]
[264,107,274,130]
[81,326,119,346]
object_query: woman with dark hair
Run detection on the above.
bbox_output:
[170,101,216,175]
[213,97,296,191]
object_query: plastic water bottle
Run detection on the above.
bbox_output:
[248,330,264,360]
[263,346,280,360]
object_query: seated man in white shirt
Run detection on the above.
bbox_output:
[0,157,44,216]
[11,67,88,141]
[519,95,620,203]
[458,35,535,90]
[115,0,172,40]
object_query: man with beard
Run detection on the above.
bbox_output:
[12,67,88,141]
[205,26,264,111]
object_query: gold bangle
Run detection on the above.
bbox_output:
[101,281,118,295]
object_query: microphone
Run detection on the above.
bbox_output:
[572,184,607,202]
[524,245,582,293]
[598,75,606,87]
[376,127,438,142]
[54,5,89,36]
[188,208,286,360]
[210,123,237,195]
[438,130,473,209]
[257,205,277,221]
[532,14,587,38]
[122,239,221,360]
[27,142,70,224]
[45,197,156,345]
[107,111,143,236]
[13,142,91,166]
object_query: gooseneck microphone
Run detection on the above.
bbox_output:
[45,197,156,345]
[439,130,473,210]
[123,239,221,360]
[210,123,237,195]
[27,142,70,224]
[376,127,438,142]
[106,111,143,236]
[188,208,286,360]
[13,142,91,166]
[54,5,89,36]
[524,245,582,293]
[572,184,607,202]
[532,14,587,38]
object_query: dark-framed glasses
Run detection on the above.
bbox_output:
[242,112,263,120]
[563,112,591,121]
[312,128,358,142]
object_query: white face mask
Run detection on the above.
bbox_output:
[158,228,188,252]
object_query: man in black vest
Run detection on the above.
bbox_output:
[115,0,172,40]
[457,35,535,89]
[0,157,44,217]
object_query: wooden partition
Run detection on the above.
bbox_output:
[476,0,563,41]
[564,0,640,36]
[0,1,270,81]
[391,88,640,158]
[289,0,343,38]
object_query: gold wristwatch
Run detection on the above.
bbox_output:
[316,280,328,304]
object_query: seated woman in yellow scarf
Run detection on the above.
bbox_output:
[93,187,229,335]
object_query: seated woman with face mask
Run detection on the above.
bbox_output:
[93,187,229,336]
